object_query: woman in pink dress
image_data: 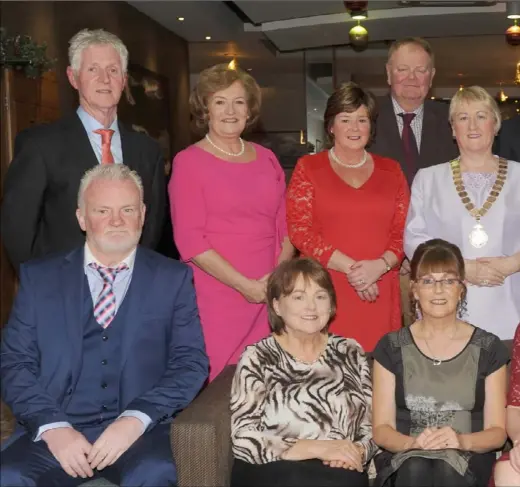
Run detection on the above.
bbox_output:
[169,64,293,381]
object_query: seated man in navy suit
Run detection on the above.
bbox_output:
[0,164,208,486]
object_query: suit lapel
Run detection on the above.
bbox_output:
[418,103,439,169]
[61,247,86,384]
[119,122,139,171]
[64,113,99,172]
[377,96,406,163]
[120,247,154,370]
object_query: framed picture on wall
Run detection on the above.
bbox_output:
[118,63,172,174]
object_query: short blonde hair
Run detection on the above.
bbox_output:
[78,164,143,209]
[69,29,128,73]
[387,37,435,67]
[189,63,261,133]
[449,86,502,133]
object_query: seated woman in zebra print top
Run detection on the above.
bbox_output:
[230,258,378,487]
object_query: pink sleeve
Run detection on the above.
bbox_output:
[168,150,212,262]
[272,152,288,247]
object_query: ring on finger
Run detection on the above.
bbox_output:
[481,279,489,286]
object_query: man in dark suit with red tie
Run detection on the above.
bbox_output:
[369,37,459,185]
[494,114,520,162]
[368,37,459,324]
[1,28,165,272]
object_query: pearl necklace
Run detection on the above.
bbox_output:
[329,147,368,168]
[205,134,245,157]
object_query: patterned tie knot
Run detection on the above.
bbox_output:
[93,128,115,144]
[399,113,416,127]
[89,262,128,285]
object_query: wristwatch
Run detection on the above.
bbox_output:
[381,256,392,273]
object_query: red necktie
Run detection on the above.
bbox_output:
[94,129,115,164]
[399,113,419,183]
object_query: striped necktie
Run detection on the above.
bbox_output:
[89,262,128,328]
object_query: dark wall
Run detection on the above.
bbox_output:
[0,0,191,154]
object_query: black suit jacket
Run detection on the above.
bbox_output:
[1,113,165,271]
[494,115,520,162]
[369,96,459,184]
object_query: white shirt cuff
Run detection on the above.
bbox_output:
[34,422,72,442]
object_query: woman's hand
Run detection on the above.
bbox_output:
[237,279,267,303]
[356,283,380,302]
[478,256,520,279]
[315,440,363,472]
[465,259,505,287]
[405,427,436,450]
[421,427,462,450]
[346,260,387,291]
[510,441,520,474]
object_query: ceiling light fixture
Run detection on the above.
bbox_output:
[506,19,520,46]
[349,21,369,52]
[205,36,212,40]
[177,17,185,21]
[507,1,520,19]
[344,1,368,20]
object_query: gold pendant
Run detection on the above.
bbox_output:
[469,223,489,248]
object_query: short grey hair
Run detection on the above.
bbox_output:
[78,164,143,209]
[449,85,502,133]
[68,29,129,73]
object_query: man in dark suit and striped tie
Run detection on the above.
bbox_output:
[0,164,208,486]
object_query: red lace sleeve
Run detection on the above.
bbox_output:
[385,165,410,262]
[286,158,336,266]
[508,324,520,407]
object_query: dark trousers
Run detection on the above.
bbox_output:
[0,423,176,487]
[231,458,369,487]
[393,457,473,487]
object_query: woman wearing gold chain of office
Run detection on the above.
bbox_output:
[404,86,520,340]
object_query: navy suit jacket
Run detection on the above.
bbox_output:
[0,246,208,443]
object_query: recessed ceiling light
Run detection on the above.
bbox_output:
[177,17,185,21]
[205,36,211,40]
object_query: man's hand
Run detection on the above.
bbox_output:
[42,427,94,479]
[88,417,144,470]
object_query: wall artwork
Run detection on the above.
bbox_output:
[119,63,172,174]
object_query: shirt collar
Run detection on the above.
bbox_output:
[84,242,136,272]
[77,106,119,134]
[391,97,424,117]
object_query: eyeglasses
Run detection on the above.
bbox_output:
[393,65,432,78]
[417,277,461,288]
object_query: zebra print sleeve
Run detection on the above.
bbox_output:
[230,345,297,464]
[353,347,379,464]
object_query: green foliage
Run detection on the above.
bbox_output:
[0,28,55,78]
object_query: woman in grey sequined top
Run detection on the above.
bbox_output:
[404,86,520,340]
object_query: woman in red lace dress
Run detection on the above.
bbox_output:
[494,324,520,486]
[286,82,410,352]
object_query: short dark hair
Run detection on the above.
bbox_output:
[387,37,435,67]
[410,238,467,315]
[323,81,377,147]
[189,63,261,134]
[266,258,337,335]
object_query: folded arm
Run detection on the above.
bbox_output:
[286,159,354,272]
[0,266,70,438]
[231,348,297,464]
[125,267,208,427]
